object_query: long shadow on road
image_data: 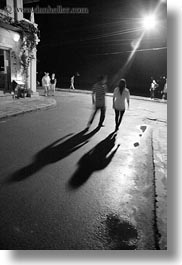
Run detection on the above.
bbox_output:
[6,127,100,183]
[68,132,120,189]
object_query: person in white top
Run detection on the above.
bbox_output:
[150,77,158,99]
[70,75,75,89]
[50,73,57,96]
[42,72,50,96]
[113,78,130,131]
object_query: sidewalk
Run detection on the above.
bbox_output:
[0,95,56,120]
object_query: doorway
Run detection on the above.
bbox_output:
[0,48,11,93]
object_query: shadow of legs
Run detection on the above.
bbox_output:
[6,128,101,183]
[68,132,120,189]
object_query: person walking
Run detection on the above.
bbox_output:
[50,73,57,96]
[42,72,50,96]
[162,79,167,100]
[87,75,107,129]
[158,75,166,99]
[70,75,75,89]
[150,77,158,99]
[113,78,130,131]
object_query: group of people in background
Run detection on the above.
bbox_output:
[42,73,78,93]
[150,75,167,100]
[42,72,57,96]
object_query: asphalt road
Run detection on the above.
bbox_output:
[0,92,167,250]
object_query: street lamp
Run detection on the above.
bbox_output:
[13,33,20,42]
[141,14,157,31]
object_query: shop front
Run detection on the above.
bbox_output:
[0,25,22,94]
[0,1,39,96]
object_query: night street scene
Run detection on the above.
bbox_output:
[0,0,167,250]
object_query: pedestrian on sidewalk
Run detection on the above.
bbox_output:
[50,73,57,96]
[162,78,167,100]
[70,75,75,89]
[113,78,130,131]
[149,77,158,99]
[158,75,166,99]
[42,72,50,96]
[87,75,107,129]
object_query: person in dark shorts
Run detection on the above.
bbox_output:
[87,75,107,129]
[50,73,57,96]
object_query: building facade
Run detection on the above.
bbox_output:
[0,0,39,94]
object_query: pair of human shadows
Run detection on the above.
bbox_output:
[68,132,120,189]
[7,127,101,183]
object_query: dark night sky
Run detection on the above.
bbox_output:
[24,0,167,95]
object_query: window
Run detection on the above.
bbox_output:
[0,0,6,10]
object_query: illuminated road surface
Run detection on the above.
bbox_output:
[0,92,167,249]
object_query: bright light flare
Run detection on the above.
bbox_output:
[142,15,157,31]
[13,33,20,42]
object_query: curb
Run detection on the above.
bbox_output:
[115,124,160,249]
[152,128,167,250]
[130,125,166,249]
[56,88,167,104]
[130,125,157,249]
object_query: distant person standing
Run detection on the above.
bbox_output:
[42,72,50,96]
[87,75,107,129]
[50,73,57,96]
[150,77,158,99]
[113,78,130,131]
[158,75,166,99]
[70,75,75,89]
[162,79,167,100]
